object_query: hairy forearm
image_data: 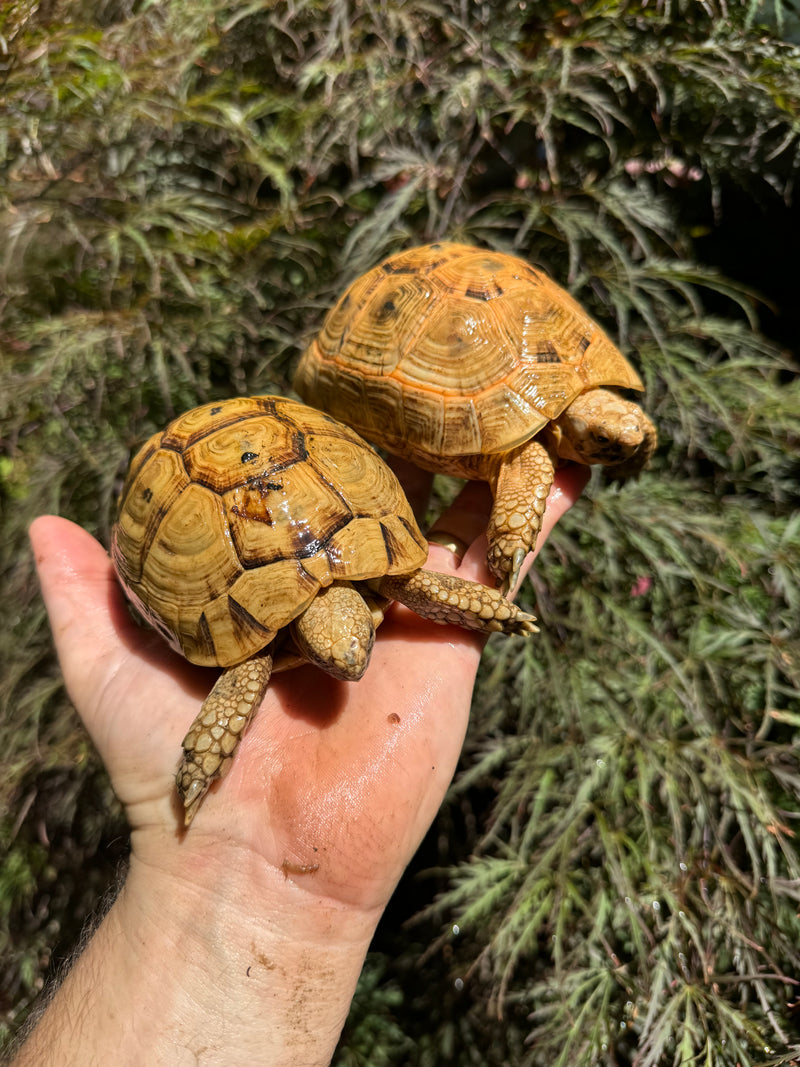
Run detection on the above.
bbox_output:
[11,851,378,1067]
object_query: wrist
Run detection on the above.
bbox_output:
[14,833,379,1067]
[117,843,379,1063]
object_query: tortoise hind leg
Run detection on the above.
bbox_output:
[177,649,273,826]
[375,571,538,636]
[485,438,555,594]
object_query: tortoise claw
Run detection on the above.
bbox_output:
[177,767,213,827]
[501,546,528,596]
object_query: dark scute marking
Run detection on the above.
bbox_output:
[465,283,503,301]
[227,595,273,640]
[142,486,153,502]
[196,612,217,661]
[151,614,177,647]
[295,509,356,563]
[210,406,222,415]
[152,501,171,529]
[382,262,419,275]
[578,335,591,354]
[377,298,397,320]
[253,396,280,419]
[398,513,429,552]
[241,451,258,464]
[380,521,398,567]
[535,343,561,363]
[229,409,307,471]
[295,533,327,558]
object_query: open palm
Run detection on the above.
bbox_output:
[30,468,586,915]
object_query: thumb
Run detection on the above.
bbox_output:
[29,516,201,765]
[30,516,132,712]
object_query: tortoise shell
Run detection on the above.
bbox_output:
[111,395,428,669]
[294,241,644,462]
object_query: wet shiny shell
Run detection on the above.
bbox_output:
[294,242,644,459]
[111,395,428,668]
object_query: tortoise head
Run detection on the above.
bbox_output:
[550,387,656,472]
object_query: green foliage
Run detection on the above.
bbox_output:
[426,482,800,1063]
[1,0,799,1062]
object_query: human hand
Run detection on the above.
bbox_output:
[20,464,587,1066]
[31,466,585,910]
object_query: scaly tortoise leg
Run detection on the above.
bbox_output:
[177,649,273,826]
[291,582,377,681]
[375,570,538,635]
[485,438,555,594]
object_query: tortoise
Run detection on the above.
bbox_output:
[294,241,657,592]
[111,394,538,825]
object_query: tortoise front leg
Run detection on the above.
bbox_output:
[375,571,538,636]
[485,437,555,594]
[177,649,273,826]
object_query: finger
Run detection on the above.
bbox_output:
[30,516,133,699]
[29,516,200,749]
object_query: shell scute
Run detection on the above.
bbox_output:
[304,432,401,520]
[160,396,277,452]
[394,295,517,394]
[504,360,585,424]
[442,397,482,456]
[431,249,522,299]
[379,244,454,274]
[315,272,384,360]
[225,559,319,641]
[111,445,189,586]
[474,384,549,453]
[336,374,406,447]
[143,483,242,608]
[327,274,438,379]
[181,414,301,493]
[325,513,426,580]
[192,587,277,667]
[398,388,446,456]
[225,457,349,568]
[379,515,428,568]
